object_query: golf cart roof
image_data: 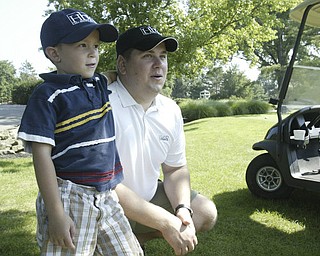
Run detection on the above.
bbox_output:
[290,0,320,27]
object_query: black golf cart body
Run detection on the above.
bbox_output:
[246,0,320,199]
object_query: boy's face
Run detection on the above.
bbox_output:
[54,30,100,79]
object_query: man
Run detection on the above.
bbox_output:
[109,25,217,253]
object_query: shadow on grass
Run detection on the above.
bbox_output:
[0,209,38,256]
[184,119,209,132]
[145,189,320,256]
[0,159,33,173]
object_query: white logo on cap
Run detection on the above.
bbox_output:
[67,11,96,25]
[140,26,161,36]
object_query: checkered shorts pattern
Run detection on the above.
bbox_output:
[36,178,143,255]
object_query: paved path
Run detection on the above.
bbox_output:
[0,104,25,131]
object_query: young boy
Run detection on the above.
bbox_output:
[18,9,143,255]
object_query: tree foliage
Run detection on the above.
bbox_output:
[46,0,298,79]
[19,60,37,81]
[252,5,320,98]
[0,60,17,103]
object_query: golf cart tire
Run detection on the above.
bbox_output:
[246,153,294,199]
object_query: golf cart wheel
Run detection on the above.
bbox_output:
[246,153,293,199]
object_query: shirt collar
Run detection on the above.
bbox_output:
[115,77,140,108]
[39,71,98,86]
[115,77,162,111]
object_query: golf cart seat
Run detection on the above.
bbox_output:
[291,115,308,134]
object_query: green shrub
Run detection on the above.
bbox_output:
[231,100,270,115]
[246,100,270,114]
[178,99,270,122]
[231,101,250,115]
[179,100,217,122]
[11,79,41,105]
[208,101,233,117]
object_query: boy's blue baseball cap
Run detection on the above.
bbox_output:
[116,25,178,56]
[40,8,118,55]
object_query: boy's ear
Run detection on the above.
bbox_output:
[45,46,61,63]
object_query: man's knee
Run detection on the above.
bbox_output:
[202,199,218,231]
[191,194,218,232]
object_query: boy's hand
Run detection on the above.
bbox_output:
[48,213,76,250]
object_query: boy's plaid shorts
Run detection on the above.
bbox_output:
[36,178,143,255]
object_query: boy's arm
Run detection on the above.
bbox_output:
[32,142,75,250]
[115,183,198,255]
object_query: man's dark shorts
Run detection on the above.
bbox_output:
[129,181,198,234]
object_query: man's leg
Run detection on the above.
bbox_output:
[129,181,217,244]
[190,193,218,232]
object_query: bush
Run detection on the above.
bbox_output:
[207,101,233,117]
[177,99,270,122]
[246,100,270,114]
[231,100,270,116]
[11,79,42,105]
[179,99,217,122]
[230,101,250,115]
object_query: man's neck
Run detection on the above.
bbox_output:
[119,77,157,111]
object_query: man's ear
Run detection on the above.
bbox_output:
[45,46,61,63]
[117,55,127,75]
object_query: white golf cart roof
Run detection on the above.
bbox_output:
[290,0,320,26]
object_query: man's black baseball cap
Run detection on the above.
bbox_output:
[116,25,178,56]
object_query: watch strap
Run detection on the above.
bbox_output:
[174,204,193,217]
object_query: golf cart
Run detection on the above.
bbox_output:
[245,0,320,199]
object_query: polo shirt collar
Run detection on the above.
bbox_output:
[116,77,160,110]
[39,71,97,85]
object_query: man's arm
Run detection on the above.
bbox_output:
[32,142,75,250]
[162,164,194,227]
[115,183,197,255]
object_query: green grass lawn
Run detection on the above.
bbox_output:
[1,114,320,255]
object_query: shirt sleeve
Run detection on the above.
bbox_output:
[164,105,187,167]
[17,88,57,153]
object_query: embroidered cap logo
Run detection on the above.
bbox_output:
[140,26,161,36]
[67,11,96,25]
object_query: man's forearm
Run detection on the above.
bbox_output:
[115,183,197,254]
[162,164,191,210]
[115,183,175,231]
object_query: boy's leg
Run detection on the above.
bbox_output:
[95,190,143,255]
[37,179,142,255]
[36,179,99,255]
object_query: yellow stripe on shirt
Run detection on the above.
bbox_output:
[55,102,111,134]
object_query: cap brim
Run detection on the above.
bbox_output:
[290,0,320,27]
[61,23,118,44]
[136,36,178,52]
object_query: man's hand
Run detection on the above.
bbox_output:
[175,207,193,226]
[48,213,76,250]
[161,215,198,255]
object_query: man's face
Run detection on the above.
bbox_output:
[54,30,100,79]
[123,43,168,94]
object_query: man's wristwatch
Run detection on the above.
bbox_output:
[174,204,193,217]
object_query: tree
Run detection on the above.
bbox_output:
[0,60,17,103]
[47,0,297,79]
[245,4,320,96]
[213,65,254,99]
[19,60,37,81]
[173,64,263,100]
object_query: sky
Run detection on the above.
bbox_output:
[0,0,54,74]
[0,0,259,80]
